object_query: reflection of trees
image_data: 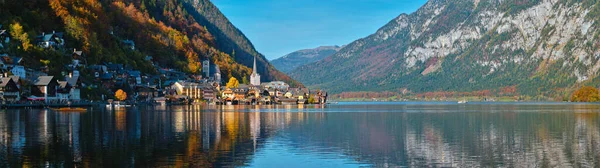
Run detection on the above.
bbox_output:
[1,104,600,167]
[0,106,292,167]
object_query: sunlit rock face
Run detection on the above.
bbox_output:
[292,0,600,95]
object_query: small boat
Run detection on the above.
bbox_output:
[458,100,467,104]
[52,107,88,112]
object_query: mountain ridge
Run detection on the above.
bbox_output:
[271,45,342,73]
[291,0,600,99]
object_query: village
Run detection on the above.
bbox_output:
[0,28,327,107]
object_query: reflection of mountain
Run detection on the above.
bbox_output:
[273,106,600,167]
[1,105,600,167]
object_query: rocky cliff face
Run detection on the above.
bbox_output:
[271,46,342,73]
[291,0,600,97]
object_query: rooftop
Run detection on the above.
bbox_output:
[34,76,54,86]
[0,78,12,87]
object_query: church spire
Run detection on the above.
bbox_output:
[250,55,261,86]
[252,55,257,74]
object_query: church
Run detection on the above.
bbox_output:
[250,56,261,86]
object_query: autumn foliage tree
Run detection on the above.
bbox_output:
[226,77,239,89]
[115,89,127,101]
[9,22,33,51]
[571,86,600,102]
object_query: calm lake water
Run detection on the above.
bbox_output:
[1,102,600,167]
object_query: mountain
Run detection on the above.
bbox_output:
[271,46,343,73]
[291,0,600,98]
[0,0,300,86]
[182,0,300,86]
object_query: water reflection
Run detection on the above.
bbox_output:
[0,103,599,167]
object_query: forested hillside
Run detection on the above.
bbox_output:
[0,0,299,86]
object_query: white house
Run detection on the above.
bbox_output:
[66,76,81,101]
[172,81,202,99]
[36,32,64,48]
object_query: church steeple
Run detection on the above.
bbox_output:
[250,55,261,86]
[252,55,257,75]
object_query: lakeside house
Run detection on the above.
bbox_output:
[0,77,19,102]
[135,85,158,102]
[222,88,234,104]
[57,81,72,103]
[32,76,58,103]
[65,75,81,101]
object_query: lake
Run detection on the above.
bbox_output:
[1,102,600,167]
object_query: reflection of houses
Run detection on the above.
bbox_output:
[0,77,19,102]
[36,31,64,48]
[32,76,58,102]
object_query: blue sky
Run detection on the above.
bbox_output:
[212,0,428,60]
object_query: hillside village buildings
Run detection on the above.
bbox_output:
[0,29,326,106]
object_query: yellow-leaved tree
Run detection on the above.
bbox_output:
[115,89,127,101]
[571,86,600,102]
[226,77,239,89]
[9,22,33,51]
